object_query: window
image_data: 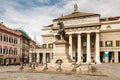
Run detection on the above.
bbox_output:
[6,36,8,42]
[9,49,11,54]
[42,44,46,49]
[0,46,2,54]
[9,37,11,43]
[11,38,14,43]
[105,41,113,47]
[16,40,18,44]
[0,34,2,41]
[3,36,5,41]
[10,49,13,54]
[48,44,53,49]
[100,41,103,47]
[14,49,17,55]
[91,42,94,48]
[6,48,8,54]
[14,39,18,44]
[83,42,86,47]
[9,47,13,54]
[116,40,120,47]
[106,25,111,29]
[3,35,8,42]
[3,47,8,54]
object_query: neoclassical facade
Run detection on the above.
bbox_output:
[29,7,120,64]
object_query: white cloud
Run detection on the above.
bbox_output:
[37,0,50,3]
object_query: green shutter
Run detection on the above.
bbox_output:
[42,44,46,49]
[48,44,53,49]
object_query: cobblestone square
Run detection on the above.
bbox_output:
[0,64,120,80]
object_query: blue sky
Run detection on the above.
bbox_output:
[0,0,120,44]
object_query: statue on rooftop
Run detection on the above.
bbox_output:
[74,3,78,12]
[57,21,66,40]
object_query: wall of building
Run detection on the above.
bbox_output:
[0,27,21,65]
[53,16,99,27]
[100,31,120,47]
[101,22,120,30]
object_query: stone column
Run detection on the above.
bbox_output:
[37,53,39,63]
[43,53,46,64]
[86,32,91,63]
[69,34,73,59]
[114,51,118,63]
[50,53,53,60]
[77,34,82,63]
[29,53,32,63]
[95,32,101,64]
[53,35,56,55]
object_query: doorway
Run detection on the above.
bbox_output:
[109,52,114,63]
[119,52,120,62]
[46,53,50,63]
[83,54,86,62]
[100,52,104,63]
[39,53,43,64]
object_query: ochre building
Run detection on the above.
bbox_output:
[29,6,120,64]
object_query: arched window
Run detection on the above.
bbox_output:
[106,25,111,29]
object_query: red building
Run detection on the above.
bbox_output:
[0,22,21,65]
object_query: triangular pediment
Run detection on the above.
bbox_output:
[53,11,100,21]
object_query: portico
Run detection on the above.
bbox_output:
[66,30,101,64]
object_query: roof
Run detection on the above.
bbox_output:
[100,16,120,22]
[53,11,100,21]
[15,29,31,39]
[44,24,53,27]
[0,23,21,36]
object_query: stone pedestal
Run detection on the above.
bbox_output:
[48,40,72,71]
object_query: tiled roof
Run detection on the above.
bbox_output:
[0,24,21,36]
[53,11,100,21]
